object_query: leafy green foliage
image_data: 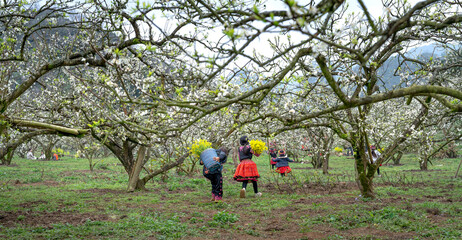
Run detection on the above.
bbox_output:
[212,211,239,224]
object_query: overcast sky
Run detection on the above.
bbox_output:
[246,0,423,58]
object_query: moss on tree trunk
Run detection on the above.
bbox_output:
[354,148,376,199]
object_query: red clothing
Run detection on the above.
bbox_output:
[269,148,277,165]
[233,159,260,182]
[53,153,58,161]
[270,158,277,165]
[276,166,292,174]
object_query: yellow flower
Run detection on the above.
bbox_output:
[249,139,267,155]
[189,139,212,159]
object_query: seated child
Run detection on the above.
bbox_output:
[274,150,294,177]
[26,150,36,160]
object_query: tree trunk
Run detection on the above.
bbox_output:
[311,153,323,168]
[5,149,14,165]
[308,129,333,171]
[45,144,54,161]
[95,136,143,191]
[322,135,334,174]
[89,158,95,171]
[232,140,239,168]
[392,151,403,165]
[37,139,58,161]
[446,142,457,158]
[420,156,428,170]
[140,153,189,184]
[127,146,147,192]
[1,149,13,165]
[0,142,13,165]
[447,150,457,158]
[322,154,329,175]
[354,148,375,199]
[455,158,462,178]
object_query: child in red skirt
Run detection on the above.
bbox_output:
[233,135,262,198]
[269,147,277,170]
[274,150,293,177]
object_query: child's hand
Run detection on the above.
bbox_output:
[205,170,209,174]
[250,149,261,157]
[213,157,219,162]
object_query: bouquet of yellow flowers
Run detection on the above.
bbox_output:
[189,139,212,159]
[249,139,267,155]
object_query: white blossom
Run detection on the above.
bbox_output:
[309,6,318,15]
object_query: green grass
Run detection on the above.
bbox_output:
[1,154,462,239]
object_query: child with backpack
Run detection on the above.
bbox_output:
[274,150,294,177]
[200,147,228,202]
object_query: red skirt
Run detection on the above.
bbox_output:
[276,166,292,174]
[270,158,277,165]
[233,159,260,182]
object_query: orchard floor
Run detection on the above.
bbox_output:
[1,154,461,239]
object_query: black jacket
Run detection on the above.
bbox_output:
[274,157,293,168]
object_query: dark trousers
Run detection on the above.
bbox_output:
[271,164,276,169]
[346,147,353,156]
[242,180,258,193]
[204,172,223,197]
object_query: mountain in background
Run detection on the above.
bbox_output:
[377,43,451,89]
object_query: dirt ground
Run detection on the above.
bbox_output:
[0,209,112,228]
[1,179,459,239]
